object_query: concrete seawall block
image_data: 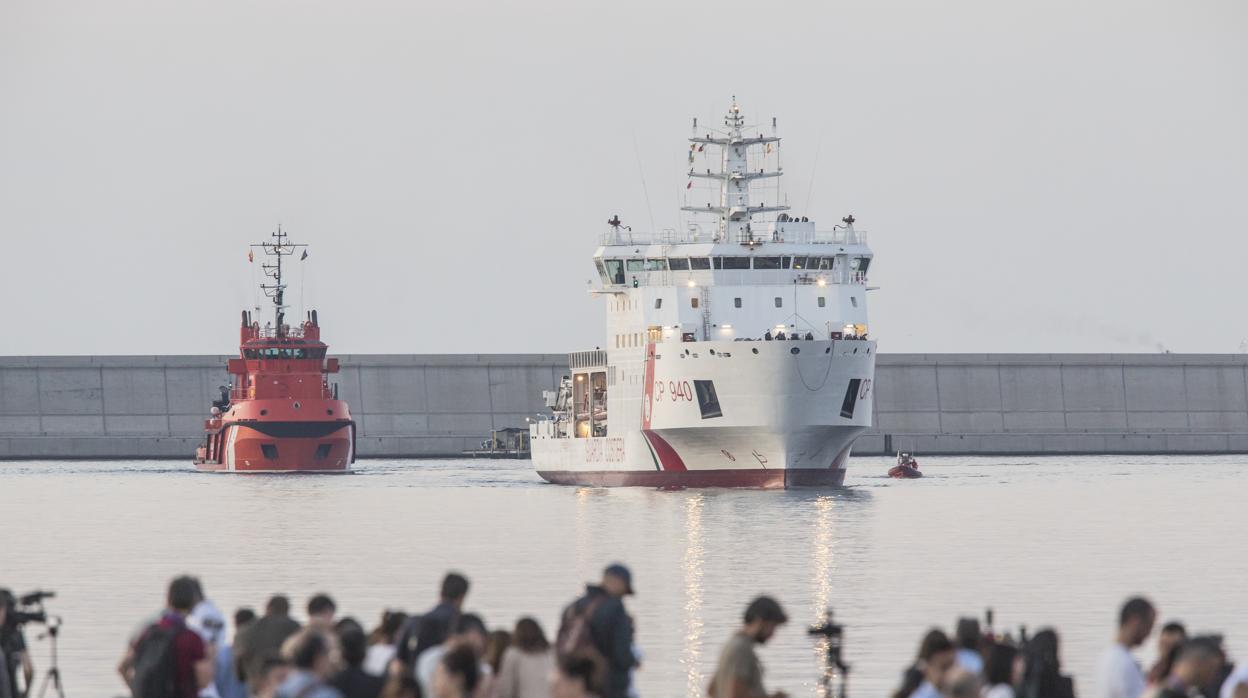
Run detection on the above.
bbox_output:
[1002,412,1066,431]
[0,368,40,415]
[38,368,104,415]
[999,366,1064,411]
[0,416,42,435]
[1184,366,1248,412]
[936,365,1003,411]
[1061,366,1126,411]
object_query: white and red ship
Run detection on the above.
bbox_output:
[530,101,877,488]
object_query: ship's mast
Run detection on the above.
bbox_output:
[682,97,787,243]
[252,225,307,339]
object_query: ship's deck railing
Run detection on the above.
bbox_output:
[608,269,868,288]
[600,228,868,247]
[569,350,608,369]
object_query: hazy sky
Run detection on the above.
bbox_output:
[2,0,1245,356]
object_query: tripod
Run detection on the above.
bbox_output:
[35,617,64,698]
[818,643,850,698]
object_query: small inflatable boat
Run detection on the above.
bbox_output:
[888,453,923,479]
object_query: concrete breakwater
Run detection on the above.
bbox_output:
[1,353,1247,459]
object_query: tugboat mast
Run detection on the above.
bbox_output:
[252,225,306,339]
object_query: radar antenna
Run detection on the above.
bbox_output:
[252,225,307,339]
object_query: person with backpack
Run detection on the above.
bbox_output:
[119,575,213,698]
[556,564,637,698]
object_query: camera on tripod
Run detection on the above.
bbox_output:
[4,590,56,627]
[809,609,850,697]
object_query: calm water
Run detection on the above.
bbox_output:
[1,455,1245,696]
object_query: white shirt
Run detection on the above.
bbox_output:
[983,685,1016,698]
[363,644,396,677]
[1096,643,1146,698]
[415,644,490,698]
[911,681,942,698]
[1221,663,1248,698]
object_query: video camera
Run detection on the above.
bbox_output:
[2,589,56,628]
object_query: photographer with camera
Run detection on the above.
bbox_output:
[0,589,37,698]
[706,595,789,698]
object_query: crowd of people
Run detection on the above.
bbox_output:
[105,573,1248,698]
[114,566,650,698]
[891,597,1248,698]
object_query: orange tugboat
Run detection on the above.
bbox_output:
[195,228,355,473]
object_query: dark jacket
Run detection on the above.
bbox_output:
[329,666,384,698]
[568,585,635,698]
[233,612,301,687]
[394,602,458,666]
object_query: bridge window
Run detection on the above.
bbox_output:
[852,257,871,274]
[716,256,750,270]
[815,257,833,270]
[604,260,625,285]
[690,257,712,270]
[626,259,645,272]
[643,258,668,271]
[753,256,783,269]
[792,256,810,269]
[668,257,690,270]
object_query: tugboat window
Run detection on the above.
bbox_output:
[690,257,712,270]
[604,260,625,285]
[668,257,690,270]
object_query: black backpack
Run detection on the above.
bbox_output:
[131,622,182,698]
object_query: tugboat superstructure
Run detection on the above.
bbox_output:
[531,100,877,487]
[195,228,355,473]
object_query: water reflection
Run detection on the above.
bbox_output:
[811,494,836,696]
[681,493,706,696]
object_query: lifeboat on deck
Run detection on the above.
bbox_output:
[194,227,355,473]
[888,452,922,479]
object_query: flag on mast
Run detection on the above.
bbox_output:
[248,249,254,263]
[300,250,308,261]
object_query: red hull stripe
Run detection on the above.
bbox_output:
[536,468,846,489]
[641,430,688,472]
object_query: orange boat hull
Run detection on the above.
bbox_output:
[195,421,354,473]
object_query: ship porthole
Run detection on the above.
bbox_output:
[327,409,334,415]
[790,347,800,355]
[825,347,831,354]
[293,402,301,409]
[752,348,759,355]
[260,409,268,416]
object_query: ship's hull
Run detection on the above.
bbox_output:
[532,338,874,488]
[196,412,355,473]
